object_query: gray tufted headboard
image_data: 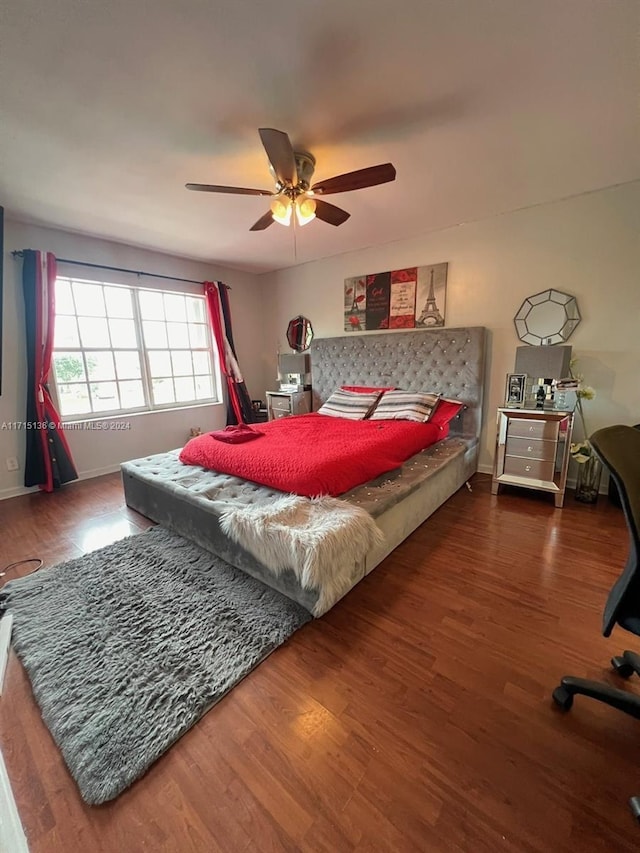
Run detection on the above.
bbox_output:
[310,327,487,440]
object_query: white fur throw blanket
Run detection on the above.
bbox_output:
[219,495,384,616]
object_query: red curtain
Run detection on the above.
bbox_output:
[22,250,78,491]
[204,281,253,425]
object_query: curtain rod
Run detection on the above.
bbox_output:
[11,251,230,289]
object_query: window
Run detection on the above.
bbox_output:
[52,277,217,419]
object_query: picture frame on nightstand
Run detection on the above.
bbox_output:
[505,373,527,407]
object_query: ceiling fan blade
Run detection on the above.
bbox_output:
[258,128,297,186]
[249,210,275,231]
[314,198,350,226]
[311,163,396,195]
[185,183,273,196]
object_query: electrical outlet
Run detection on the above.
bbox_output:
[6,457,19,472]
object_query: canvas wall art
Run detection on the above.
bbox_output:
[344,263,447,332]
[0,206,3,395]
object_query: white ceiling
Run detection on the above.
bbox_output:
[1,0,639,274]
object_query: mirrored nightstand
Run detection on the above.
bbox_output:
[491,407,575,507]
[266,390,312,421]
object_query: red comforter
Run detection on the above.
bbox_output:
[179,413,447,497]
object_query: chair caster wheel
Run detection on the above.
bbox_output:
[629,796,640,821]
[612,656,635,678]
[552,685,573,711]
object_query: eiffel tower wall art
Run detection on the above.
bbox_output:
[343,262,447,332]
[415,263,447,328]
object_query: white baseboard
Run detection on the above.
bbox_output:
[0,615,13,695]
[76,463,122,481]
[0,463,122,502]
[0,484,39,502]
[0,750,29,853]
[479,464,609,494]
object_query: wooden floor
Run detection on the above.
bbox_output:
[0,473,638,852]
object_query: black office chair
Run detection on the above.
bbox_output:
[552,424,640,815]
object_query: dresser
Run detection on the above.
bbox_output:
[491,407,575,507]
[266,390,312,421]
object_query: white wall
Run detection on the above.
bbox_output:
[260,181,640,475]
[0,221,265,498]
[2,183,637,499]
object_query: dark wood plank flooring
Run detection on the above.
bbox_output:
[0,473,638,852]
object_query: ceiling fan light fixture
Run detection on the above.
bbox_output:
[295,196,316,226]
[270,195,292,226]
[186,128,396,232]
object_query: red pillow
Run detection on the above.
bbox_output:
[208,424,264,443]
[340,385,395,393]
[428,398,465,429]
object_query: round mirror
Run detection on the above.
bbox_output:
[286,315,314,352]
[514,289,581,346]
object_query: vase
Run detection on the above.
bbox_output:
[575,455,602,504]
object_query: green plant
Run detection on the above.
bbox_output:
[54,354,98,386]
[54,354,85,383]
[569,359,597,463]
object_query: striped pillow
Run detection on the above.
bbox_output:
[317,389,381,420]
[369,390,440,422]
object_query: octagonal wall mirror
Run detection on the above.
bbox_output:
[514,289,581,346]
[286,315,314,352]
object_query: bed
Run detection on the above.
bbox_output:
[121,326,486,616]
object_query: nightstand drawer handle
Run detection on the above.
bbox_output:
[525,465,531,472]
[527,445,534,452]
[528,426,534,432]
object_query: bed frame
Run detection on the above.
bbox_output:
[311,327,485,441]
[122,326,486,615]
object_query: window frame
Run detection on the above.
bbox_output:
[50,276,220,422]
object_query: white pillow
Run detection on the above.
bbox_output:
[369,390,440,422]
[317,389,381,420]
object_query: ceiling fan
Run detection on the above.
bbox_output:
[186,128,396,231]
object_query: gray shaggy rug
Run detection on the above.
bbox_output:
[1,526,311,805]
